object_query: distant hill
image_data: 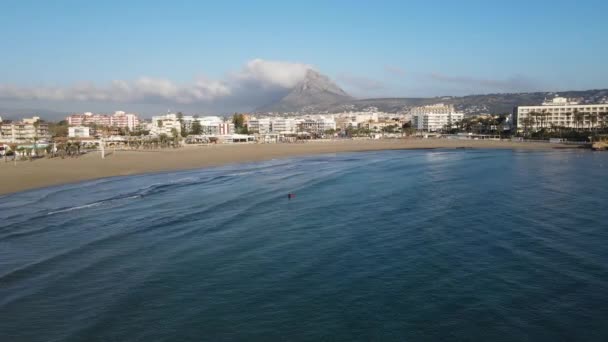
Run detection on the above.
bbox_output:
[255,74,608,115]
[256,69,353,113]
[0,107,69,121]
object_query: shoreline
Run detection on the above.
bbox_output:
[0,139,584,196]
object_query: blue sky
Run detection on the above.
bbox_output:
[1,0,607,114]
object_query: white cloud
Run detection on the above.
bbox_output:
[426,72,538,91]
[233,58,313,88]
[0,77,231,104]
[0,58,314,105]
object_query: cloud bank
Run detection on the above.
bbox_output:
[426,72,539,92]
[0,59,543,113]
[0,59,314,107]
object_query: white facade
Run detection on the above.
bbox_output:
[151,114,181,137]
[156,114,235,136]
[516,97,608,131]
[248,118,272,134]
[271,118,297,133]
[66,111,140,131]
[0,116,50,143]
[111,111,140,131]
[299,116,337,133]
[411,104,464,132]
[68,126,91,138]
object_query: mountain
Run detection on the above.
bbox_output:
[256,69,353,113]
[338,89,608,115]
[0,107,70,121]
[257,87,608,115]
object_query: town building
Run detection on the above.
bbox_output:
[298,116,337,134]
[0,116,50,143]
[68,126,91,138]
[66,111,140,131]
[248,118,272,134]
[196,116,234,135]
[515,96,608,131]
[150,113,182,137]
[411,104,464,132]
[150,114,235,137]
[270,118,297,133]
[111,111,140,131]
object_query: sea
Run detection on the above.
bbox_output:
[1,149,608,341]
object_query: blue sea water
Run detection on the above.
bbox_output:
[1,149,608,341]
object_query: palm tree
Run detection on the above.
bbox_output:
[565,112,572,129]
[588,113,596,131]
[573,110,584,131]
[74,141,82,156]
[540,110,548,129]
[529,117,536,135]
[599,112,608,132]
[8,143,18,165]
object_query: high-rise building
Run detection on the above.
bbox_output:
[515,97,608,131]
[247,118,272,134]
[411,104,464,132]
[0,116,50,143]
[66,111,140,131]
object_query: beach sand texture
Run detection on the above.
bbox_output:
[0,139,580,195]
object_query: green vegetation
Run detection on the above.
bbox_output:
[48,120,69,138]
[232,113,249,134]
[447,114,510,136]
[191,120,202,135]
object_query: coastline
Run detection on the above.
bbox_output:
[0,139,583,196]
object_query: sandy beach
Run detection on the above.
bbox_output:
[0,139,583,196]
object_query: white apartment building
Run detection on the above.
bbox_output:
[153,114,235,136]
[299,116,337,133]
[68,126,91,138]
[0,116,50,143]
[271,118,297,133]
[516,96,608,131]
[411,104,464,132]
[67,111,140,131]
[248,118,272,134]
[111,111,140,131]
[151,114,182,137]
[196,116,234,135]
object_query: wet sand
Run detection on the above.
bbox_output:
[0,139,582,196]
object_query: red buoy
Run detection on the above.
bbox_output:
[287,193,296,199]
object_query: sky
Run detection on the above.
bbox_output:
[1,0,607,116]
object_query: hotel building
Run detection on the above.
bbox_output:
[411,104,464,132]
[66,111,140,131]
[298,117,337,134]
[151,114,235,137]
[68,126,92,138]
[515,97,608,131]
[0,116,50,143]
[247,118,272,134]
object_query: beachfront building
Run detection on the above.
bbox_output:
[197,116,234,135]
[66,111,140,131]
[515,96,608,132]
[411,104,464,132]
[298,116,337,134]
[68,126,91,138]
[248,117,298,134]
[334,112,380,130]
[111,111,140,131]
[271,118,297,133]
[151,113,182,137]
[151,114,235,137]
[0,116,50,143]
[248,118,272,134]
